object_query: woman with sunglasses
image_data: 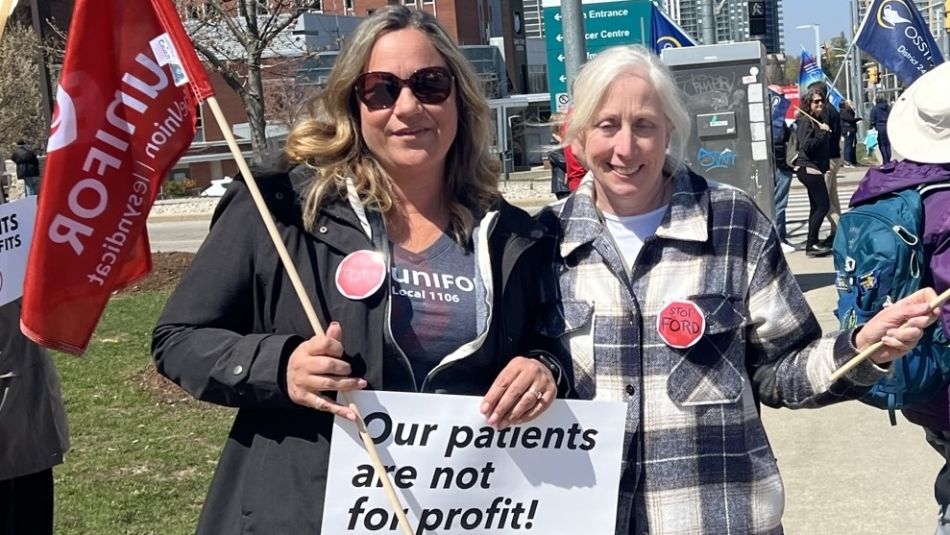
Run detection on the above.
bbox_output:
[794,87,833,257]
[152,6,564,534]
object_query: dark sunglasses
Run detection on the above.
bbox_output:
[355,66,454,110]
[811,98,824,104]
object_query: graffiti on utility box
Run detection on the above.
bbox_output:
[696,147,737,171]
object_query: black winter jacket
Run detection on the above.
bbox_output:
[772,122,793,173]
[840,108,860,135]
[152,166,564,534]
[0,299,69,481]
[795,115,831,173]
[549,147,569,195]
[822,104,842,159]
[10,145,39,179]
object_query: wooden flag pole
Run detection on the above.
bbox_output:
[829,287,950,382]
[206,97,415,535]
[792,105,823,126]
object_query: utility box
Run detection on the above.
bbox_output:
[662,42,775,220]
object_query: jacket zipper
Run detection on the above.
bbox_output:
[419,211,502,392]
[385,279,420,392]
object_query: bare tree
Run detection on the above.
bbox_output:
[783,55,802,87]
[0,24,46,157]
[264,76,318,130]
[176,0,323,161]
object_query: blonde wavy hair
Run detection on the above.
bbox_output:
[284,6,500,243]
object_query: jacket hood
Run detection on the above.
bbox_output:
[850,160,950,207]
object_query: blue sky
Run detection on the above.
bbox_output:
[782,0,854,55]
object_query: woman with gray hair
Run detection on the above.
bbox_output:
[534,44,940,534]
[153,6,564,533]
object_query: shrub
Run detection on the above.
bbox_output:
[162,178,198,198]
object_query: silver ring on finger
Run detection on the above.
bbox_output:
[527,387,543,402]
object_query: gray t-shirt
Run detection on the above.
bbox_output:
[390,232,478,386]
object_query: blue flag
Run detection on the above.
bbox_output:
[825,80,846,110]
[650,3,696,54]
[798,48,824,93]
[769,89,790,138]
[854,0,944,85]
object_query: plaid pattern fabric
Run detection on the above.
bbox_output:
[535,169,887,535]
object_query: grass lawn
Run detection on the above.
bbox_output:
[52,291,233,535]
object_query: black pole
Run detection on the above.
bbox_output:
[30,0,54,127]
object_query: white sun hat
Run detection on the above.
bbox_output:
[889,61,950,164]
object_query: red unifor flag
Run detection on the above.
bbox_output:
[21,0,213,354]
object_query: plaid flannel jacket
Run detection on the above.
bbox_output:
[535,169,887,535]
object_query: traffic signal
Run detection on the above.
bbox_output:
[820,43,829,63]
[868,65,879,85]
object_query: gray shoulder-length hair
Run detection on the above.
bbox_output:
[563,45,691,173]
[284,6,499,243]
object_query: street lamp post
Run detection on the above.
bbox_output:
[828,47,852,101]
[796,24,822,70]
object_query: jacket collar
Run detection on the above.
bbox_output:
[558,166,710,259]
[289,165,368,233]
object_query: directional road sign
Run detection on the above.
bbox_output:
[543,0,652,111]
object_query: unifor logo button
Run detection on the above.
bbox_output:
[336,250,387,300]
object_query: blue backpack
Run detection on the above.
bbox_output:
[833,185,950,425]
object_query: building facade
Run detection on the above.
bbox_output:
[662,0,784,53]
[521,0,545,39]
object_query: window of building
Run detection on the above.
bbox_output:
[185,3,207,19]
[402,0,417,5]
[526,64,548,94]
[194,105,205,143]
[344,0,353,9]
[422,0,434,5]
[255,0,268,15]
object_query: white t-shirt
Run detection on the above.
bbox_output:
[603,205,668,270]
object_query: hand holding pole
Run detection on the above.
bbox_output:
[829,287,950,382]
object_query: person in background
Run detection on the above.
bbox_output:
[549,115,571,200]
[0,299,70,535]
[870,95,892,164]
[840,100,862,167]
[561,108,587,192]
[771,118,799,252]
[795,87,833,257]
[151,7,565,534]
[851,63,950,534]
[812,85,843,246]
[10,140,40,197]
[534,44,941,534]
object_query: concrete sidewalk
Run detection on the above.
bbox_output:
[762,244,942,534]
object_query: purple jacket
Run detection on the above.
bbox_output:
[850,160,950,429]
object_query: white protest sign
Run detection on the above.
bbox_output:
[0,196,36,306]
[323,391,627,535]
